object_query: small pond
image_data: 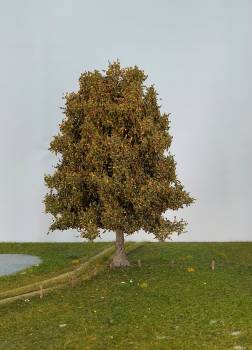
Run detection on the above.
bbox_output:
[0,254,41,277]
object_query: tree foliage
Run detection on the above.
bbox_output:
[44,60,194,242]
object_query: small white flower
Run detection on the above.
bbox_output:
[121,281,126,284]
[24,299,30,302]
[129,279,133,283]
[59,324,67,328]
[231,331,241,336]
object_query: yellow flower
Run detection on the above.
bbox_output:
[71,259,80,265]
[187,267,195,272]
[139,282,148,288]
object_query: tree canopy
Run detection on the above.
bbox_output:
[44,60,194,265]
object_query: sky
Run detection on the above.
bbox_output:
[0,0,251,242]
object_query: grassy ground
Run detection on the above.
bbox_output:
[0,242,251,350]
[0,242,110,292]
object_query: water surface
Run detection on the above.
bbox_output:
[0,254,41,276]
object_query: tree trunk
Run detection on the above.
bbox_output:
[110,230,130,268]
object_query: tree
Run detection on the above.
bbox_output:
[43,60,194,267]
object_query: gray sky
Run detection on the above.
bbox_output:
[0,0,251,242]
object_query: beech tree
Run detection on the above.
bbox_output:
[44,61,194,267]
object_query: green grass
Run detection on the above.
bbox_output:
[0,242,110,292]
[0,242,251,350]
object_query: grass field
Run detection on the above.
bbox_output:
[0,242,251,350]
